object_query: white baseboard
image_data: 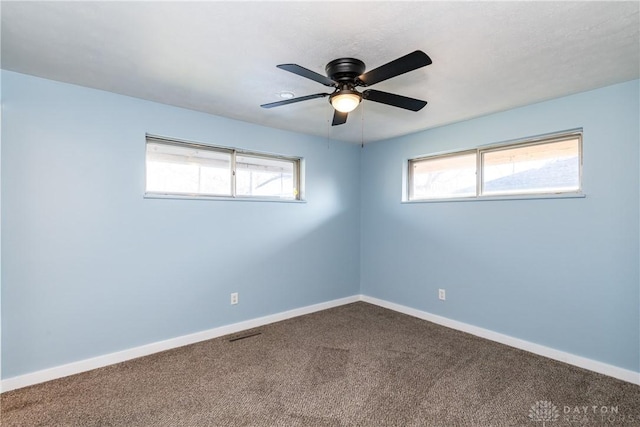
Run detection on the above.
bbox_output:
[3,293,638,392]
[0,295,360,393]
[360,295,640,386]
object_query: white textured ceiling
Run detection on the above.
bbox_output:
[2,1,639,143]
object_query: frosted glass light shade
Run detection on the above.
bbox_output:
[331,92,361,113]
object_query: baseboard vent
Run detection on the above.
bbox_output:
[228,331,262,342]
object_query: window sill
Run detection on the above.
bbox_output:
[144,193,306,203]
[402,192,586,204]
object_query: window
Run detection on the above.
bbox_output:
[235,154,296,198]
[146,141,232,197]
[481,138,580,196]
[408,132,582,201]
[410,151,476,200]
[145,136,301,200]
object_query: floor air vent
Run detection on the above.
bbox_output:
[228,331,262,342]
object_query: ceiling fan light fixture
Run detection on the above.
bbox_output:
[330,90,362,113]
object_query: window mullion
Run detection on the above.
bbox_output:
[231,151,237,198]
[476,149,482,197]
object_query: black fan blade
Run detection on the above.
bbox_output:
[261,93,329,108]
[363,89,427,111]
[277,64,336,87]
[332,110,348,126]
[358,50,432,87]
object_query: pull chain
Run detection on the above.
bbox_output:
[326,106,332,149]
[360,101,365,148]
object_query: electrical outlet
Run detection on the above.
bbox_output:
[230,292,239,305]
[438,289,446,301]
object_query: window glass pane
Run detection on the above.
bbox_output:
[236,155,297,198]
[146,142,232,196]
[410,153,477,200]
[481,138,580,196]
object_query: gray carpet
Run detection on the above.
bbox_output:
[2,302,639,426]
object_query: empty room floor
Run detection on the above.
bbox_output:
[2,302,639,426]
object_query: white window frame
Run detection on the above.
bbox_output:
[406,130,584,202]
[145,135,304,202]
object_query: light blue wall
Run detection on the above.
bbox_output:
[1,71,361,378]
[0,70,3,383]
[2,70,639,380]
[360,80,640,372]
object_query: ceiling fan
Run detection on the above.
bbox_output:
[260,50,432,126]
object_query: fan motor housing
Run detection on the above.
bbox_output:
[325,58,366,82]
